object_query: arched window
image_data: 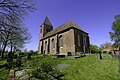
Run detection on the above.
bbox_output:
[40,28,42,33]
[52,38,55,48]
[59,35,63,47]
[45,41,47,49]
[77,34,80,46]
[84,36,86,46]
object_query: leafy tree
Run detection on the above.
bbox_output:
[29,50,34,53]
[89,44,100,53]
[110,15,120,73]
[109,15,120,48]
[23,48,28,54]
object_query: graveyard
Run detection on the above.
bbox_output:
[0,53,120,80]
[0,1,120,79]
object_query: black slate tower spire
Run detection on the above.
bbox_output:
[40,16,53,39]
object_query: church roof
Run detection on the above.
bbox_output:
[41,20,87,40]
[42,16,52,26]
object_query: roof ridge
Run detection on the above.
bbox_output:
[41,20,86,40]
[61,20,83,31]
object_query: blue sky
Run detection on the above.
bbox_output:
[24,0,120,51]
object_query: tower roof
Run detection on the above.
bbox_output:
[42,16,52,26]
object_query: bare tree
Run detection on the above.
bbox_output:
[8,26,31,52]
[0,0,35,59]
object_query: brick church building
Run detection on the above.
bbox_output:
[38,17,90,55]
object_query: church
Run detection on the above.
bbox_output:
[38,17,90,55]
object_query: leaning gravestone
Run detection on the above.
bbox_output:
[6,52,14,69]
[16,56,22,67]
[9,70,15,78]
[99,51,102,60]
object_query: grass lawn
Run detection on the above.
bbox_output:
[0,59,6,65]
[0,68,9,79]
[59,53,120,80]
[0,59,9,80]
[0,53,120,80]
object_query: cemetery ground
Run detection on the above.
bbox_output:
[0,53,120,80]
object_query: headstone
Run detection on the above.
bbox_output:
[15,70,25,77]
[15,71,25,77]
[20,75,29,80]
[99,52,102,60]
[6,52,14,69]
[27,53,31,60]
[16,56,22,67]
[8,69,15,79]
[15,69,30,79]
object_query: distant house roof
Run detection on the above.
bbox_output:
[41,20,87,40]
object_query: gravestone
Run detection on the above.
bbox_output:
[99,52,102,60]
[16,56,22,67]
[27,53,32,60]
[9,70,15,77]
[6,52,14,69]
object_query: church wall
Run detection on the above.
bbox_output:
[74,29,90,53]
[38,17,90,55]
[58,28,75,55]
[38,41,40,54]
[40,28,76,55]
[43,39,47,53]
[49,36,56,54]
[39,28,90,55]
[41,35,58,55]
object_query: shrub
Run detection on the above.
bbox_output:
[32,68,52,79]
[31,55,64,79]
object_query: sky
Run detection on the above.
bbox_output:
[24,0,120,51]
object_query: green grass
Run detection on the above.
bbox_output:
[0,59,9,80]
[0,68,9,79]
[1,54,120,80]
[59,54,120,80]
[0,59,6,65]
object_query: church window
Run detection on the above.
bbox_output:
[84,36,86,46]
[52,39,55,48]
[40,28,42,33]
[59,35,63,47]
[77,34,80,46]
[47,29,49,32]
[45,41,47,49]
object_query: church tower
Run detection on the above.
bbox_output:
[40,16,53,39]
[38,16,53,54]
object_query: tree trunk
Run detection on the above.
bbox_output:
[1,44,7,59]
[1,32,9,59]
[10,43,13,52]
